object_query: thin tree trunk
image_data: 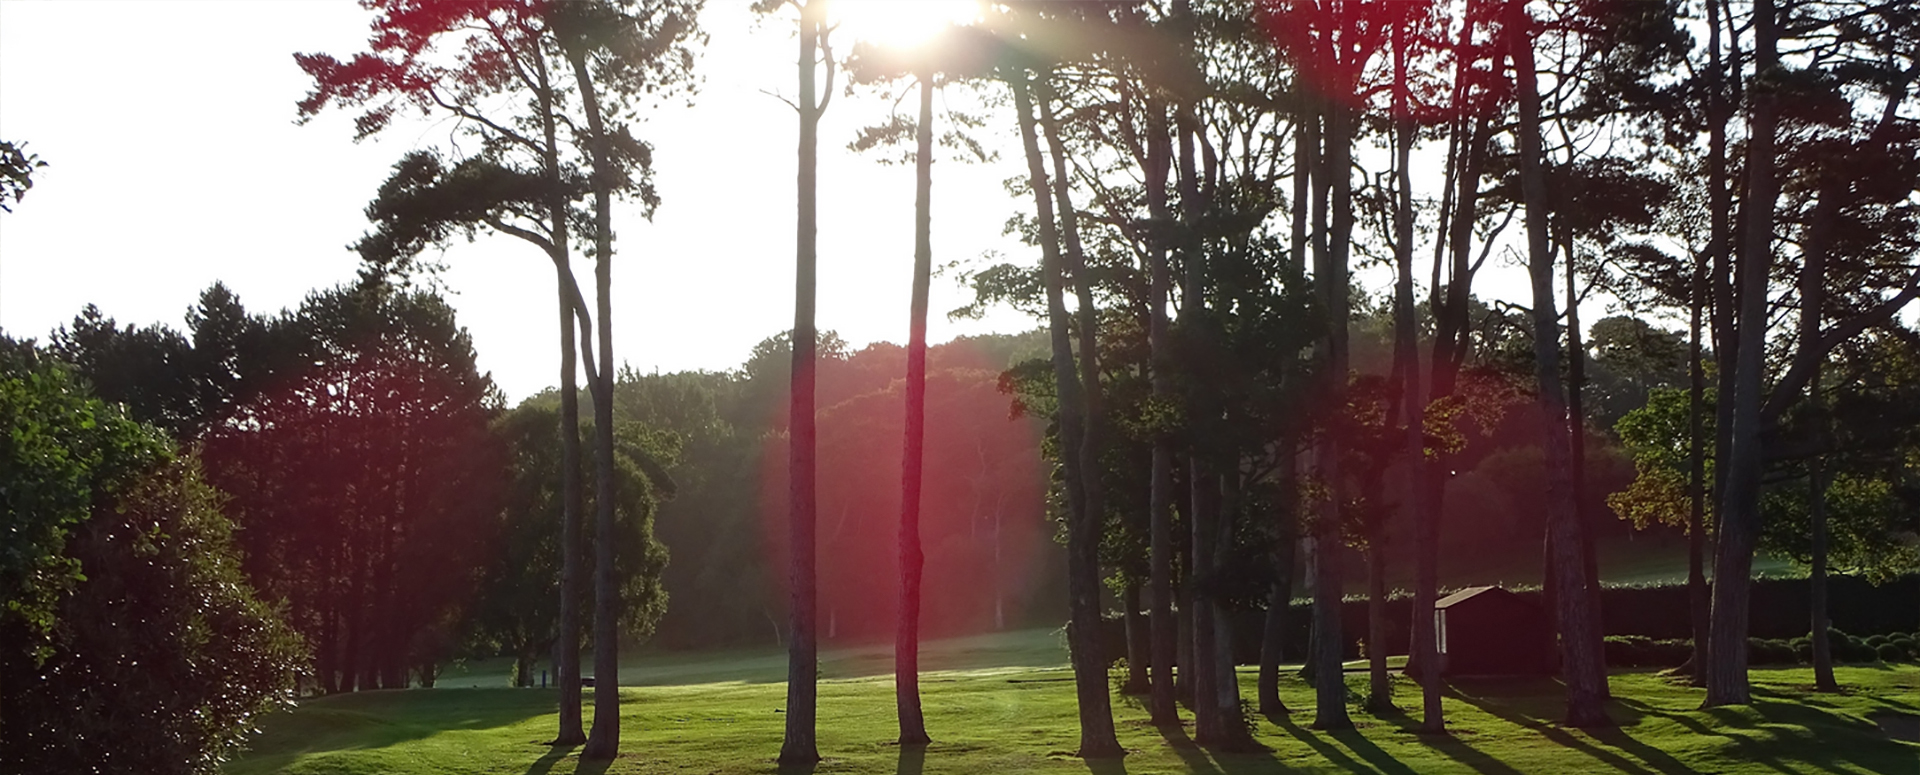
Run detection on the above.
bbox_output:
[1258,451,1297,716]
[1310,94,1353,732]
[1012,67,1121,759]
[781,1,827,762]
[894,74,934,746]
[543,53,587,734]
[1512,7,1609,727]
[1563,237,1608,697]
[1144,102,1180,727]
[1383,12,1416,716]
[566,47,624,761]
[1706,0,1777,709]
[1686,241,1710,687]
[1123,583,1150,694]
[1810,431,1837,692]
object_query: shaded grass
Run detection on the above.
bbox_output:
[230,635,1920,775]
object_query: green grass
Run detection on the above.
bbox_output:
[229,630,1920,774]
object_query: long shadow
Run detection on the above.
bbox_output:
[897,743,927,775]
[1626,692,1920,775]
[1154,723,1226,775]
[571,756,613,775]
[1370,707,1526,775]
[521,744,572,775]
[1084,757,1131,775]
[1271,718,1383,775]
[245,688,564,761]
[1452,690,1687,775]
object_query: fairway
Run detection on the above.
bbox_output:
[228,630,1920,775]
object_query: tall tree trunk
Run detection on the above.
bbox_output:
[1037,77,1121,732]
[1563,237,1608,697]
[1511,5,1609,727]
[1310,94,1353,732]
[1706,0,1777,709]
[1258,452,1297,716]
[894,74,934,746]
[567,47,624,761]
[1144,102,1181,727]
[1383,11,1416,717]
[1013,67,1121,759]
[1809,430,1837,692]
[1686,235,1710,687]
[1690,0,1733,688]
[781,1,828,762]
[1123,583,1150,694]
[533,41,587,741]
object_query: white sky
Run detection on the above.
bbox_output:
[0,0,1045,402]
[1,1,1574,404]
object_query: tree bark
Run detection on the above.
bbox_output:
[1810,440,1837,692]
[1122,583,1150,694]
[1511,5,1610,726]
[1705,0,1777,709]
[1258,451,1297,716]
[894,73,934,746]
[781,1,828,762]
[1310,93,1353,732]
[567,46,623,761]
[1012,67,1122,759]
[1144,93,1181,728]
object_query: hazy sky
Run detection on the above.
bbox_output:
[3,1,1590,406]
[0,0,1042,402]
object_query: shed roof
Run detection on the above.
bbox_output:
[1434,585,1510,609]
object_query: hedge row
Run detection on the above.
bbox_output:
[1604,631,1920,668]
[1102,572,1919,664]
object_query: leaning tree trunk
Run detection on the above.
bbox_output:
[552,260,588,745]
[780,1,828,763]
[1512,7,1609,727]
[1706,0,1778,709]
[567,47,625,762]
[894,73,934,746]
[1013,67,1121,759]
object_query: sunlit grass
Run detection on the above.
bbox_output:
[229,630,1919,775]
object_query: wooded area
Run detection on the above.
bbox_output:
[4,0,1920,772]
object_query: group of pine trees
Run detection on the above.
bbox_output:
[8,0,1919,770]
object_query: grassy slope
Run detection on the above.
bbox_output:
[230,630,1919,775]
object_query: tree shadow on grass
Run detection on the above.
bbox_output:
[1372,711,1524,775]
[897,743,927,775]
[1269,717,1404,775]
[1452,691,1688,775]
[1621,692,1920,775]
[521,744,572,775]
[1156,720,1300,774]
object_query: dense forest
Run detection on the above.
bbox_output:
[5,0,1920,771]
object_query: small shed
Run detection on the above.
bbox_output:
[1434,586,1555,677]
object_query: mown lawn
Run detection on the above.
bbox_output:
[228,632,1920,775]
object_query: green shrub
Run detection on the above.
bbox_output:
[1788,637,1813,663]
[1748,638,1798,666]
[1875,643,1905,663]
[1603,636,1691,668]
[1865,634,1890,649]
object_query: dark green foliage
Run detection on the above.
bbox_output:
[1876,643,1908,663]
[0,139,44,212]
[1603,636,1692,668]
[0,342,303,775]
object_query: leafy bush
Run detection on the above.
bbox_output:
[1748,638,1799,666]
[1865,634,1890,649]
[1603,636,1690,668]
[1788,637,1813,663]
[1875,643,1906,663]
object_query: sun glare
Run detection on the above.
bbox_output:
[832,0,981,49]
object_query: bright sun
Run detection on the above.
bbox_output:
[831,0,982,48]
